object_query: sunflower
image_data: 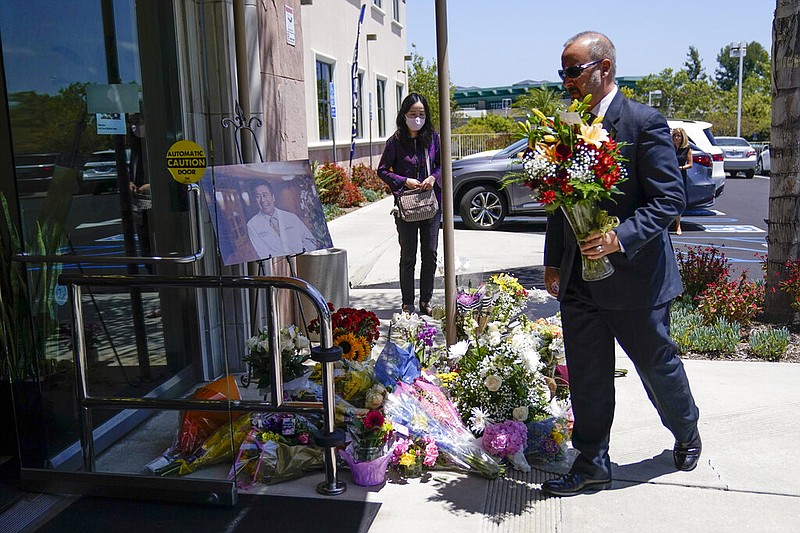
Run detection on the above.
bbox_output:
[333,332,369,362]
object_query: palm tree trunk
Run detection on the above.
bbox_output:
[765,1,800,323]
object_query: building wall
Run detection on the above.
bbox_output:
[300,0,407,168]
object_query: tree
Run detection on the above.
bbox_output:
[8,82,112,158]
[764,3,800,323]
[407,45,455,132]
[453,114,516,134]
[683,46,706,82]
[512,86,566,118]
[715,41,770,92]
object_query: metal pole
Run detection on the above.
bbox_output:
[736,42,745,137]
[434,0,457,346]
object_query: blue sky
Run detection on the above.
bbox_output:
[406,0,776,88]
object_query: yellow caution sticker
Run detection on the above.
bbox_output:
[166,140,207,184]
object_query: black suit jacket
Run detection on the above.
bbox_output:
[544,91,684,310]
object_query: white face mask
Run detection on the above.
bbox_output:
[405,116,424,132]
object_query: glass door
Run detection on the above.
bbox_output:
[0,0,212,473]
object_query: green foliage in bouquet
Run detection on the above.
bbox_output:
[243,325,311,389]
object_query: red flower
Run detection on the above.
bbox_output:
[363,410,384,430]
[555,143,572,160]
[540,190,556,204]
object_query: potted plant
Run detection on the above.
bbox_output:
[0,193,64,473]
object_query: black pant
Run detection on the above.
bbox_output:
[395,211,441,308]
[561,270,700,479]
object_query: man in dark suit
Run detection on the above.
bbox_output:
[541,31,702,497]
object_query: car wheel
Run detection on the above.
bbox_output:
[756,158,763,175]
[744,169,754,179]
[459,185,507,230]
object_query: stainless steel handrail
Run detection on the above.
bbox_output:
[62,273,346,497]
[15,184,205,265]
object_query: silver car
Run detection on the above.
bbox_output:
[451,138,715,230]
[715,136,757,179]
[452,139,544,230]
[757,145,770,175]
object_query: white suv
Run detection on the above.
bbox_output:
[667,119,725,198]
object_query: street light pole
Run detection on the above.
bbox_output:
[730,41,746,137]
[366,34,377,168]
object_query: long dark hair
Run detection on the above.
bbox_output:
[395,92,434,149]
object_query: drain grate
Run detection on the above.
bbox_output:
[482,467,562,532]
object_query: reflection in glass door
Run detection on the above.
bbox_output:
[0,0,207,470]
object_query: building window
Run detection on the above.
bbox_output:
[392,0,400,22]
[316,60,333,141]
[376,78,386,137]
[396,84,403,116]
[373,0,382,9]
[355,72,364,139]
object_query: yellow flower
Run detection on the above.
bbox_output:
[553,432,564,445]
[399,451,416,466]
[333,332,369,362]
[531,108,548,123]
[578,123,610,147]
[532,142,555,163]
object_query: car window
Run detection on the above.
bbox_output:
[498,139,527,157]
[716,138,750,147]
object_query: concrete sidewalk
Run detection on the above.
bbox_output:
[311,198,800,532]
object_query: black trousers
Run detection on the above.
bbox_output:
[395,211,441,308]
[561,269,700,479]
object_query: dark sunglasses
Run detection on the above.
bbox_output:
[558,59,602,80]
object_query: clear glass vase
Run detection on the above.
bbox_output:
[400,460,424,478]
[561,200,615,282]
[354,446,383,462]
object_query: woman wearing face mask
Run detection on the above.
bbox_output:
[377,93,442,316]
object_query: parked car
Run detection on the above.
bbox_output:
[683,143,717,210]
[14,152,61,196]
[757,145,770,175]
[451,137,715,230]
[667,119,726,196]
[714,136,757,179]
[452,138,541,230]
[79,149,129,194]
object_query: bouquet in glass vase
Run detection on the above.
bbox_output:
[348,409,394,462]
[510,94,628,281]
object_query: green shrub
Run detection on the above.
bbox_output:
[670,303,704,354]
[360,187,383,203]
[696,272,764,326]
[748,327,790,361]
[676,245,730,298]
[685,317,741,354]
[322,203,343,221]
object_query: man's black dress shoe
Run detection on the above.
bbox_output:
[541,472,611,497]
[673,439,702,471]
